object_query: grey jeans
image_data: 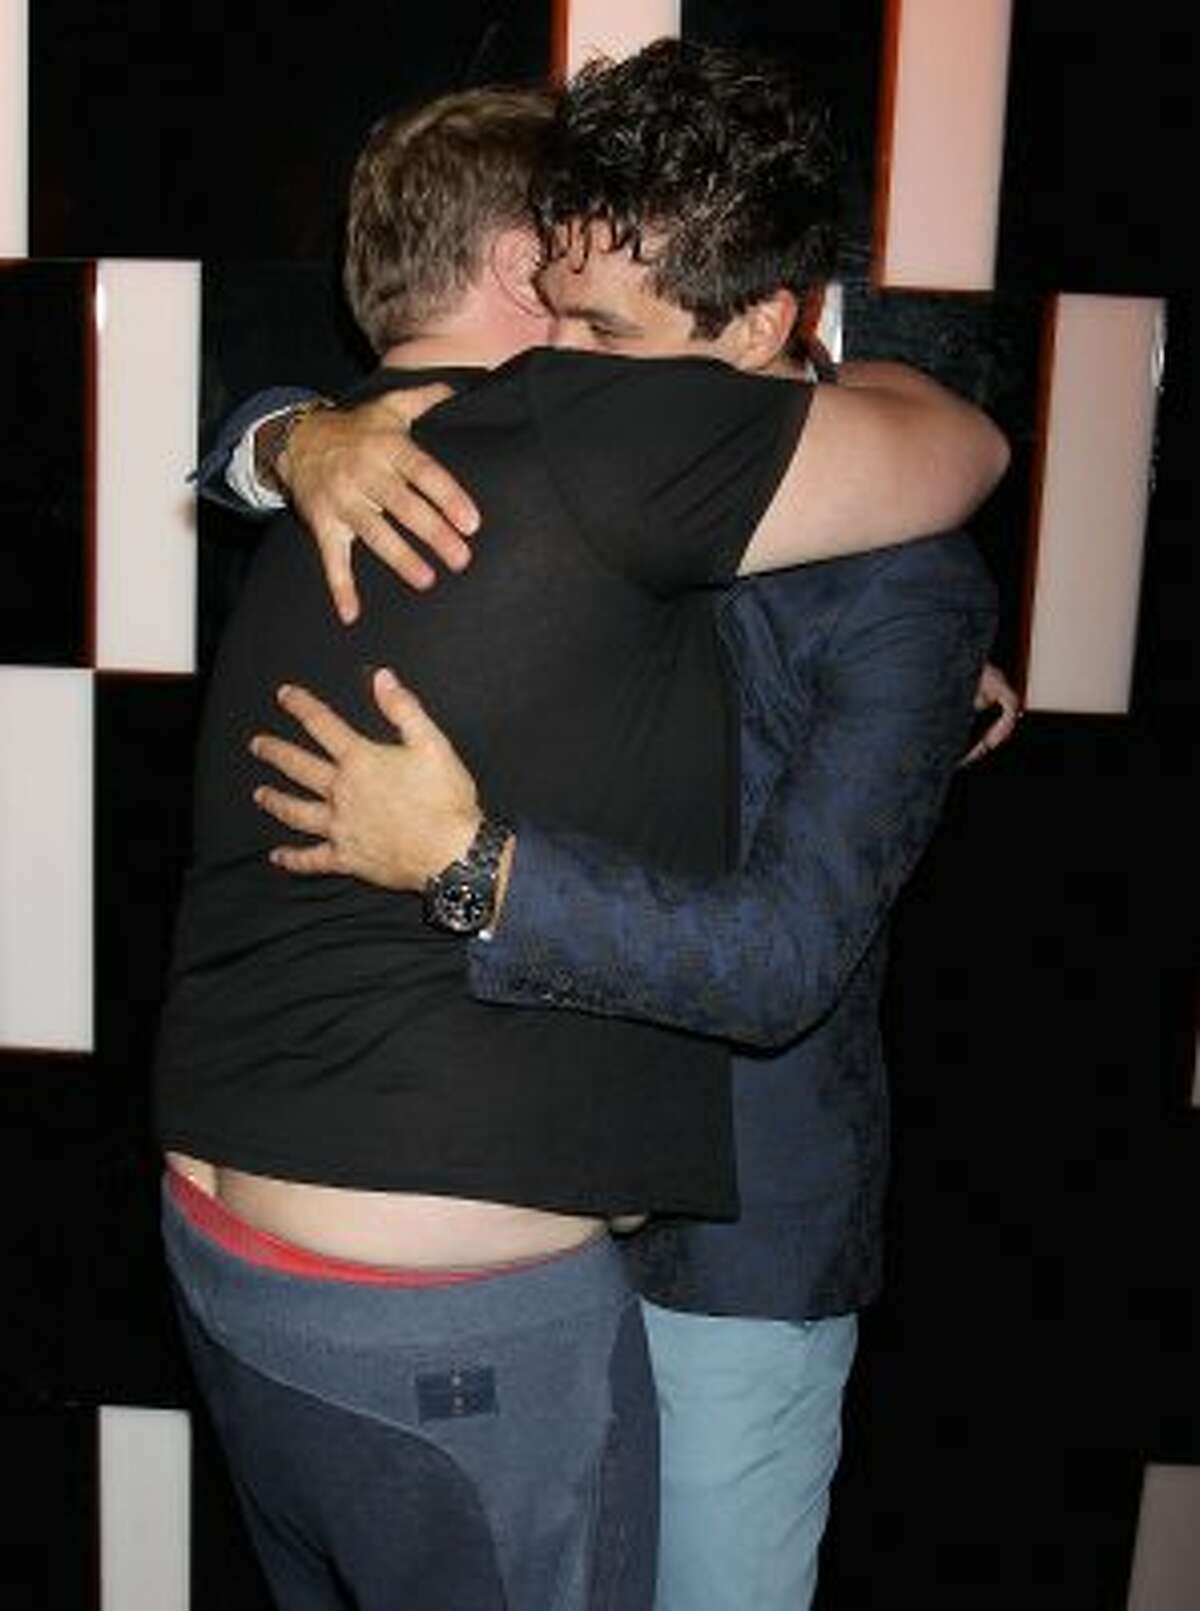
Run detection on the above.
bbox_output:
[163,1184,658,1611]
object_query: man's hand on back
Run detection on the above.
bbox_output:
[250,669,499,899]
[271,390,482,623]
[961,662,1023,766]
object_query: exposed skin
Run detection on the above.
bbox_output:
[964,661,1024,762]
[250,658,1025,905]
[278,384,478,608]
[252,670,489,898]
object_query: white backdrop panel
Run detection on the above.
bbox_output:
[0,667,92,1051]
[562,0,679,77]
[1127,1464,1200,1611]
[99,1406,191,1611]
[94,260,200,674]
[1025,295,1163,714]
[0,0,27,257]
[879,0,1012,290]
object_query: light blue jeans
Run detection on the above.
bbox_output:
[642,1303,858,1611]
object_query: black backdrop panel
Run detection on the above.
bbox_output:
[201,259,371,443]
[841,286,1044,677]
[93,674,203,1109]
[1,1408,96,1609]
[29,0,552,260]
[682,0,883,281]
[0,261,90,666]
[820,715,1197,1608]
[999,1,1195,296]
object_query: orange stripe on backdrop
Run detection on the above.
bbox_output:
[550,0,569,85]
[871,0,903,291]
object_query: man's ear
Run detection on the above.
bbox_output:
[488,226,544,311]
[726,288,800,372]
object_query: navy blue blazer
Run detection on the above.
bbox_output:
[470,540,996,1317]
[199,390,997,1319]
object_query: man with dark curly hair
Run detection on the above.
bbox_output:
[190,40,1005,1611]
[530,41,842,357]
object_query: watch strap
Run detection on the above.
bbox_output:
[463,815,513,875]
[423,815,513,935]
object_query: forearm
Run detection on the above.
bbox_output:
[472,815,836,1048]
[474,735,957,1048]
[738,364,1009,572]
[473,549,997,1045]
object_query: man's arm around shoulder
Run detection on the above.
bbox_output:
[739,363,1010,573]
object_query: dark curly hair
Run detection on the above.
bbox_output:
[531,39,841,356]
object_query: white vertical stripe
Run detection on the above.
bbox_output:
[1126,1464,1200,1611]
[0,668,92,1051]
[563,0,679,78]
[1025,295,1163,714]
[814,282,844,367]
[99,1407,191,1611]
[0,0,28,256]
[879,0,1012,289]
[94,260,200,674]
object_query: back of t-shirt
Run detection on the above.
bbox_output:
[156,349,809,1217]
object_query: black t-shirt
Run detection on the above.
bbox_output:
[155,349,810,1216]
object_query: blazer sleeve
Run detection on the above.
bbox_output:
[193,386,320,513]
[469,538,997,1047]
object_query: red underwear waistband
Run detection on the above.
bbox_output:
[166,1169,500,1288]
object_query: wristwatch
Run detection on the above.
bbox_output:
[423,816,513,936]
[255,398,334,496]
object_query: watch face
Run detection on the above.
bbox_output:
[424,819,511,936]
[428,865,491,934]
